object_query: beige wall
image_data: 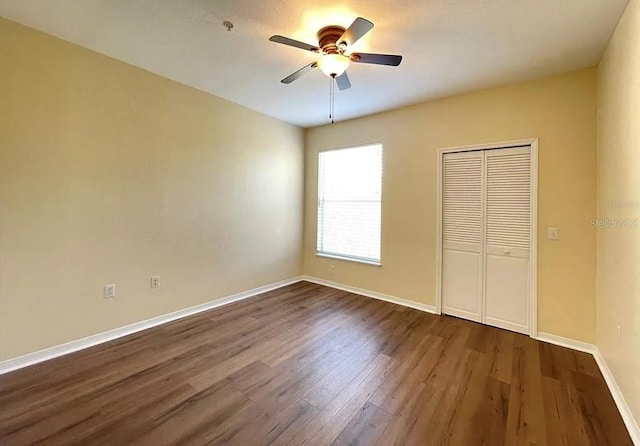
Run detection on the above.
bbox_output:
[304,69,598,342]
[0,16,610,361]
[0,19,304,361]
[597,0,640,425]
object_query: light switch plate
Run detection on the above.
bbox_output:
[548,227,559,240]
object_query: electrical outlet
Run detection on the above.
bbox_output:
[329,264,335,275]
[104,284,116,299]
[151,276,160,289]
[548,227,559,240]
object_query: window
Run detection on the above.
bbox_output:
[317,144,382,264]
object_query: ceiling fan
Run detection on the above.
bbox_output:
[269,17,403,91]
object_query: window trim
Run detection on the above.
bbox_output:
[315,252,382,267]
[316,143,383,266]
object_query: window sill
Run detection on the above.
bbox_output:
[315,252,381,267]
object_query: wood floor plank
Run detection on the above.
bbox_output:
[571,370,634,446]
[504,335,548,446]
[374,382,431,446]
[0,281,632,445]
[285,353,396,445]
[539,341,574,384]
[488,328,516,384]
[195,397,319,446]
[330,401,392,446]
[433,350,495,445]
[62,381,199,446]
[302,335,381,410]
[128,380,252,446]
[542,376,591,445]
[402,348,480,444]
[240,399,319,446]
[368,334,441,414]
[241,349,346,408]
[462,376,511,445]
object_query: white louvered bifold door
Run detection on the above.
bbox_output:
[484,147,531,334]
[441,151,484,322]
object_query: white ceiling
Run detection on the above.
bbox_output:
[0,0,629,127]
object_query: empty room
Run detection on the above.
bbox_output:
[0,0,638,445]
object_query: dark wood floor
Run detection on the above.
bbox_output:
[0,282,632,445]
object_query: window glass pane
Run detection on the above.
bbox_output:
[317,144,382,263]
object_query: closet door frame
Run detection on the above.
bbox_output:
[435,138,539,338]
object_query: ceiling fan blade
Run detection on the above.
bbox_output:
[281,62,318,84]
[350,52,403,66]
[269,35,320,53]
[338,17,374,47]
[335,72,351,91]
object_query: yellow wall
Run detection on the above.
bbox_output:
[0,16,605,360]
[597,0,640,425]
[304,69,598,342]
[0,19,304,361]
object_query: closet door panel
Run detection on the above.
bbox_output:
[443,249,482,321]
[442,151,484,322]
[484,147,531,333]
[485,254,529,333]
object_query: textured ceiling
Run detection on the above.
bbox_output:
[0,0,629,127]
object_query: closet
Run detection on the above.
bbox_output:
[440,144,534,335]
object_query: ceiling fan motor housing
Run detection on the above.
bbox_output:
[318,26,346,54]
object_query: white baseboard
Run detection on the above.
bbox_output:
[0,276,305,375]
[593,347,640,445]
[536,332,639,444]
[301,275,437,314]
[535,332,597,355]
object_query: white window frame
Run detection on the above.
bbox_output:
[316,143,383,266]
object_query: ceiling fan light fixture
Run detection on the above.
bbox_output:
[318,54,350,77]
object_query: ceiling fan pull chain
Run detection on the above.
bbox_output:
[329,76,334,124]
[332,82,336,124]
[331,75,336,124]
[331,78,334,124]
